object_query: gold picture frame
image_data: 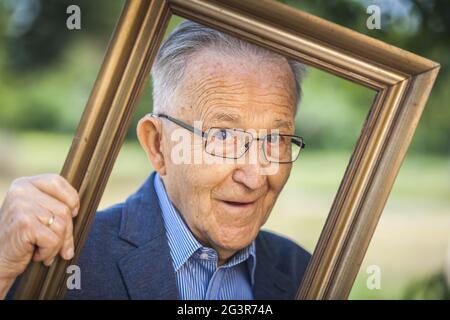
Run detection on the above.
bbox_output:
[14,0,440,299]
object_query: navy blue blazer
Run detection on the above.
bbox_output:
[9,172,311,300]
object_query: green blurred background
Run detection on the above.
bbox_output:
[0,0,449,299]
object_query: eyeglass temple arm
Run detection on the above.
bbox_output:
[288,135,305,149]
[150,113,206,138]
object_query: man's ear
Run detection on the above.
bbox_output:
[137,115,167,176]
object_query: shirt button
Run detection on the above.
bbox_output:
[199,253,209,260]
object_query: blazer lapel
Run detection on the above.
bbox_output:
[117,172,178,299]
[253,233,297,300]
[117,236,178,299]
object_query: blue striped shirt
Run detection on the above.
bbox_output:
[154,173,256,300]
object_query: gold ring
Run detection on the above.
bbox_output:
[47,214,55,227]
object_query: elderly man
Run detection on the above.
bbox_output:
[0,20,310,300]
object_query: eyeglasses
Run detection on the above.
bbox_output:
[150,113,305,164]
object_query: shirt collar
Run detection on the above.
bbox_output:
[154,173,256,284]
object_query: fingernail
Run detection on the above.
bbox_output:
[65,248,74,260]
[72,207,79,217]
[46,258,55,266]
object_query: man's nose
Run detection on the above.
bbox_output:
[232,164,267,190]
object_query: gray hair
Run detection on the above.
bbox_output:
[151,20,307,115]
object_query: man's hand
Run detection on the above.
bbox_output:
[0,174,79,298]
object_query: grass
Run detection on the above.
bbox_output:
[0,131,449,299]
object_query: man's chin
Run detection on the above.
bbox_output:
[211,226,257,252]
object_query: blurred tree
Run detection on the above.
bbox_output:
[0,0,125,133]
[3,0,124,71]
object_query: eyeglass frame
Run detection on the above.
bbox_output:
[149,112,306,164]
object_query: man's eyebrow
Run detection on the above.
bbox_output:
[208,112,241,124]
[205,112,293,130]
[273,119,294,130]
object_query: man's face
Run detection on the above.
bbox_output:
[160,48,297,260]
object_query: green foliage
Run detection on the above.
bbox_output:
[403,272,450,300]
[0,0,125,133]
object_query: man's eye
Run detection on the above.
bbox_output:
[267,134,279,144]
[216,129,230,141]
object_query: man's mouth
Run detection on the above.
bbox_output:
[217,198,259,212]
[222,200,254,206]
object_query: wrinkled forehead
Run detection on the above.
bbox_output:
[175,48,297,130]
